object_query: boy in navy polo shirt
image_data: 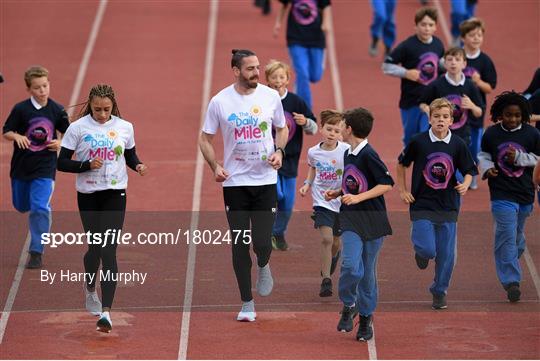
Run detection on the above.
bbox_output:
[419,47,484,147]
[383,6,445,146]
[459,18,497,189]
[326,107,393,342]
[3,65,70,269]
[397,98,477,309]
[478,91,540,302]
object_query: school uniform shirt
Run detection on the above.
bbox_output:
[3,97,70,180]
[339,140,393,241]
[481,123,540,204]
[418,73,484,141]
[307,141,349,212]
[278,90,316,178]
[384,35,445,109]
[61,114,135,193]
[202,84,286,187]
[463,50,497,128]
[398,129,478,222]
[279,0,331,48]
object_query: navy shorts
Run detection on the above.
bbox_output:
[313,206,341,236]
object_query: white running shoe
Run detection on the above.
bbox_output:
[83,282,101,316]
[236,300,256,322]
[96,311,112,333]
[256,264,273,296]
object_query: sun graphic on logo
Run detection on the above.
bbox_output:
[107,130,118,139]
[251,105,262,116]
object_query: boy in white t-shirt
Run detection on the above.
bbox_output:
[300,110,348,297]
[199,49,288,322]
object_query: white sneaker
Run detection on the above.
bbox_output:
[83,283,101,316]
[96,311,112,333]
[256,264,273,296]
[236,300,256,322]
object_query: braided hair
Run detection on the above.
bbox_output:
[490,90,531,124]
[77,84,121,119]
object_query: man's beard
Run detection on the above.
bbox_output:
[240,75,258,89]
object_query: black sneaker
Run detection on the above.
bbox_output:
[505,282,521,303]
[337,305,358,332]
[26,252,42,269]
[415,253,429,269]
[432,293,447,309]
[330,250,341,276]
[356,315,373,342]
[271,234,288,251]
[319,278,332,297]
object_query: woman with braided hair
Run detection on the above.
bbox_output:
[58,84,147,332]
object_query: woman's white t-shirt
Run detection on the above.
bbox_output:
[61,114,135,193]
[307,141,350,212]
[202,84,286,187]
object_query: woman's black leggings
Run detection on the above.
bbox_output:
[77,189,126,309]
[223,184,277,302]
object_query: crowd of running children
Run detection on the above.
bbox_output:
[3,3,539,342]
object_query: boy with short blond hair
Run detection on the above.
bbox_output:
[396,98,477,309]
[2,65,70,268]
[383,7,445,146]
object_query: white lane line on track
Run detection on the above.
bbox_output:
[0,0,107,344]
[523,247,540,299]
[177,0,219,359]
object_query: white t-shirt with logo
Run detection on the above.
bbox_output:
[307,141,350,212]
[61,114,135,193]
[202,84,286,187]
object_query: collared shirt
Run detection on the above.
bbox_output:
[466,49,481,60]
[500,123,522,132]
[429,128,452,143]
[30,96,44,110]
[347,139,368,155]
[444,72,466,86]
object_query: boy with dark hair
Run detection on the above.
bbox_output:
[383,7,445,147]
[478,91,540,302]
[396,98,477,309]
[3,65,70,269]
[326,107,393,342]
[419,47,484,147]
[459,17,497,189]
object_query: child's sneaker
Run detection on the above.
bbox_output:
[319,277,332,297]
[337,304,358,332]
[505,282,521,302]
[356,315,373,342]
[96,311,112,333]
[236,300,256,322]
[330,250,341,275]
[415,253,429,269]
[256,264,273,296]
[83,283,102,316]
[432,293,447,309]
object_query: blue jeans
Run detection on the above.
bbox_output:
[338,231,384,316]
[469,126,483,164]
[272,174,297,236]
[450,0,476,38]
[288,45,325,109]
[370,0,396,48]
[491,200,533,287]
[411,220,457,295]
[11,178,54,254]
[400,106,429,147]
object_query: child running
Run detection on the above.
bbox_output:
[299,110,347,297]
[326,107,393,342]
[478,91,540,302]
[396,98,477,310]
[58,84,147,332]
[265,59,317,251]
[2,65,70,269]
